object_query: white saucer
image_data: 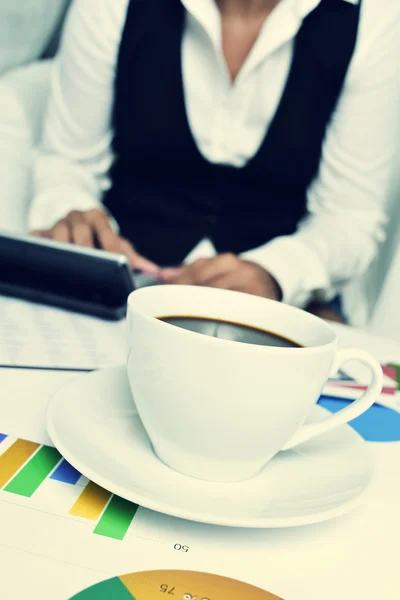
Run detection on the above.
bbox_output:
[47,366,375,528]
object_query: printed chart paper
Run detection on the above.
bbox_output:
[0,432,399,600]
[0,296,125,370]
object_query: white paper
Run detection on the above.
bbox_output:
[0,368,81,444]
[0,296,126,370]
[0,437,398,600]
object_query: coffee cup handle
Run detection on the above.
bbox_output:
[283,349,383,450]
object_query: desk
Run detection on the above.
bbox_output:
[0,322,399,600]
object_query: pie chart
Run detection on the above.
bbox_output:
[71,570,283,599]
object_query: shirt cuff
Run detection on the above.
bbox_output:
[28,189,113,232]
[241,236,334,308]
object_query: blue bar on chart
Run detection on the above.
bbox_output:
[50,459,82,485]
[0,434,7,443]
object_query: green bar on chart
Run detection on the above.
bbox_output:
[93,495,138,541]
[4,446,62,497]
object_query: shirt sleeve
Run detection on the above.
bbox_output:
[242,1,400,308]
[29,0,129,231]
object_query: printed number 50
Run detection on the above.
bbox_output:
[174,543,189,552]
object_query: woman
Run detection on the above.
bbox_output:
[30,0,400,317]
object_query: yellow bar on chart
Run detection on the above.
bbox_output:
[69,481,111,520]
[0,439,40,488]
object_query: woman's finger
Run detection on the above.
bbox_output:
[161,267,183,282]
[50,220,72,243]
[66,211,95,247]
[202,272,239,290]
[86,209,121,252]
[84,210,159,275]
[32,230,51,238]
[171,255,239,285]
[119,239,160,276]
[205,266,281,300]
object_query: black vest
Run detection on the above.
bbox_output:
[104,0,361,266]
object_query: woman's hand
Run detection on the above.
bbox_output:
[161,254,282,300]
[32,209,160,276]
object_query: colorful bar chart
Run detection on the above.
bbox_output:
[51,459,82,485]
[0,439,40,488]
[94,495,139,541]
[4,446,62,497]
[69,481,112,520]
[0,435,139,541]
[319,361,400,443]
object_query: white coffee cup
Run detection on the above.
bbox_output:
[126,285,382,482]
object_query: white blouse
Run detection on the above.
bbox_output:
[30,0,400,307]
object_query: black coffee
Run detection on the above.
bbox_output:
[158,316,302,348]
